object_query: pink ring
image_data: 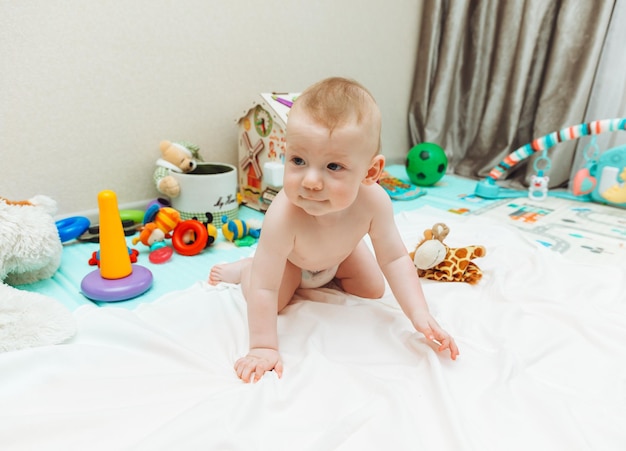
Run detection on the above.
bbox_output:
[171,220,208,256]
[149,246,173,264]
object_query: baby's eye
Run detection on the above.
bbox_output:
[327,162,343,171]
[291,157,305,166]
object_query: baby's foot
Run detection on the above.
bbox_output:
[208,259,248,285]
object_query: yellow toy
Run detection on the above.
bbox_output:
[410,223,486,285]
[133,207,181,250]
[81,191,153,302]
[153,141,202,198]
[221,215,261,245]
[602,167,626,204]
[207,222,218,246]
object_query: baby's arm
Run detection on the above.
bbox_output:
[368,190,459,360]
[383,251,459,359]
[235,195,295,382]
[235,274,283,383]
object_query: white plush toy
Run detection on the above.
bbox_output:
[0,195,76,352]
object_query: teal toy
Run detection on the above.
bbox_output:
[406,142,448,186]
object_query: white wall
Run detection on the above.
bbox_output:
[1,0,421,216]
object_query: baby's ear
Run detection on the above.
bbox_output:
[363,154,385,185]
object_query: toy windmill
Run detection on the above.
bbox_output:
[236,93,298,211]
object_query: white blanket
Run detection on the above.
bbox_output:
[1,208,625,450]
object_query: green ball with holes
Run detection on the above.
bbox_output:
[405,142,448,186]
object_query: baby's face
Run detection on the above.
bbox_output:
[283,111,379,216]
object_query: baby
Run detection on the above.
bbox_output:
[210,77,459,383]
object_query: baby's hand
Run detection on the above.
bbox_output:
[234,348,283,383]
[412,312,460,360]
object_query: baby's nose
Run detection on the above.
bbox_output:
[302,169,322,190]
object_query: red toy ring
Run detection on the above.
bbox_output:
[171,220,208,256]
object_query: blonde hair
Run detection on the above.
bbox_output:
[292,77,382,152]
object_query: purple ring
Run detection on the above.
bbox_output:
[81,265,153,302]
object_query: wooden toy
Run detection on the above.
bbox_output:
[236,93,298,212]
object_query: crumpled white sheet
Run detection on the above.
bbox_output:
[1,208,625,451]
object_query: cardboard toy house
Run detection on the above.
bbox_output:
[236,93,298,212]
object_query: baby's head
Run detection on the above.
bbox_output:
[289,77,382,157]
[284,77,385,216]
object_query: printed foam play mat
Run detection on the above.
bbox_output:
[15,169,626,310]
[473,196,626,266]
[387,169,626,267]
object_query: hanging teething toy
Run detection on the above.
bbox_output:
[474,118,626,201]
[571,137,600,196]
[527,151,551,201]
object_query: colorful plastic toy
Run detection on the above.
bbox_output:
[78,219,141,243]
[572,139,599,196]
[221,215,261,242]
[171,219,208,256]
[474,118,626,204]
[148,245,174,264]
[153,207,181,234]
[132,222,165,248]
[378,171,426,200]
[527,153,551,201]
[134,205,181,262]
[406,142,448,186]
[206,222,218,246]
[88,248,139,266]
[55,216,90,242]
[81,190,153,302]
[119,209,145,225]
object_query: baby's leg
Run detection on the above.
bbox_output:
[208,257,252,285]
[210,257,301,312]
[335,240,385,299]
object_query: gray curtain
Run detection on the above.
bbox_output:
[409,0,616,187]
[570,0,626,187]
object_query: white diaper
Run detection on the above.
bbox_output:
[300,265,338,289]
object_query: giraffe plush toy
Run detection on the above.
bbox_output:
[409,223,486,285]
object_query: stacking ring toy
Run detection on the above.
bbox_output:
[172,220,208,256]
[55,216,90,242]
[81,191,153,303]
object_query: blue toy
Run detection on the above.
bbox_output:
[55,216,90,242]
